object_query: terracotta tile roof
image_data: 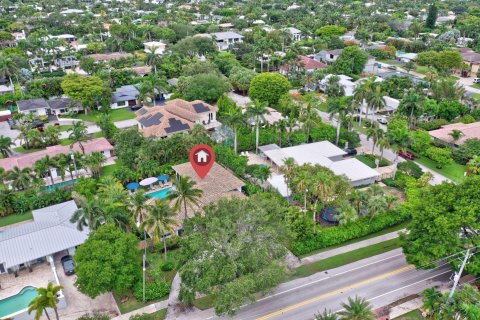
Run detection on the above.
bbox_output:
[171,161,245,220]
[281,55,327,71]
[135,99,217,138]
[428,122,480,145]
[0,138,113,171]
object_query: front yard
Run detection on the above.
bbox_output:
[71,108,136,124]
[0,211,33,227]
[414,156,466,184]
[394,309,424,319]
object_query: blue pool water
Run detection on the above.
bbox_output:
[146,188,172,199]
[0,286,38,317]
[43,179,77,191]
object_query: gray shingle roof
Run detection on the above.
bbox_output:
[17,98,49,112]
[112,85,140,103]
[0,201,89,269]
[212,31,243,41]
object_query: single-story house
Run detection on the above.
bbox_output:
[284,27,302,41]
[319,74,357,96]
[377,71,426,85]
[0,200,88,275]
[460,49,480,75]
[212,31,243,51]
[260,142,380,188]
[136,99,219,138]
[0,138,114,184]
[396,52,417,62]
[359,95,400,115]
[0,84,14,95]
[171,161,245,220]
[428,122,480,147]
[280,56,328,75]
[314,49,343,63]
[17,97,81,116]
[144,41,166,55]
[111,85,140,109]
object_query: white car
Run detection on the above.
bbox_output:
[474,78,480,84]
[377,117,388,125]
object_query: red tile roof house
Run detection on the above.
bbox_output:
[0,138,114,185]
[428,122,480,147]
[280,56,328,75]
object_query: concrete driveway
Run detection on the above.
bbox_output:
[54,253,119,320]
[0,120,20,141]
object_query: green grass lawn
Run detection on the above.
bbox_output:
[101,162,121,177]
[472,84,480,89]
[415,66,429,74]
[151,309,167,320]
[474,93,480,101]
[194,295,216,310]
[14,146,46,153]
[0,211,33,227]
[414,156,466,183]
[298,222,408,258]
[394,309,424,319]
[56,125,73,132]
[72,108,136,124]
[291,238,402,279]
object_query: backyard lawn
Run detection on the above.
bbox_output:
[414,156,466,183]
[14,146,46,153]
[101,162,121,177]
[415,66,428,74]
[72,108,136,123]
[0,211,33,227]
[394,309,424,319]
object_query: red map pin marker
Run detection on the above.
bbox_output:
[189,144,215,179]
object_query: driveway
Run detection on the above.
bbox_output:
[54,252,119,320]
[0,120,20,141]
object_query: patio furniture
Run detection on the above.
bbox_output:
[157,175,169,187]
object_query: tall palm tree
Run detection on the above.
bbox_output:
[401,91,423,128]
[338,296,375,320]
[70,195,104,231]
[7,166,33,190]
[141,200,176,259]
[366,123,384,154]
[28,282,63,320]
[376,136,391,159]
[168,176,203,221]
[275,119,288,147]
[0,135,14,158]
[315,309,338,320]
[34,156,57,185]
[223,105,244,154]
[145,48,161,74]
[0,53,19,88]
[68,121,88,154]
[128,190,151,227]
[85,151,105,178]
[246,99,269,153]
[366,85,386,121]
[300,101,320,143]
[353,77,375,126]
[327,98,349,146]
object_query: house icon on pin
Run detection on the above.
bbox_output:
[195,150,209,163]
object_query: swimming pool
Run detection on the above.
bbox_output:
[0,286,38,318]
[43,179,77,191]
[146,188,172,199]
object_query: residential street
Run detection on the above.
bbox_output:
[173,250,452,320]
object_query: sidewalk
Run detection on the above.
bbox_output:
[111,300,168,320]
[301,229,405,265]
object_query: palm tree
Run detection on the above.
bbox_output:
[246,99,269,153]
[366,123,384,154]
[376,136,391,160]
[300,100,320,143]
[7,166,33,190]
[223,106,244,154]
[448,129,464,147]
[145,48,161,74]
[315,309,338,320]
[128,190,151,227]
[353,77,375,126]
[70,195,104,231]
[28,282,64,320]
[338,296,375,320]
[34,156,56,185]
[422,287,444,319]
[0,135,14,158]
[401,91,424,128]
[141,200,176,259]
[43,125,60,146]
[0,53,19,88]
[325,75,345,98]
[85,151,105,178]
[327,98,349,146]
[281,157,296,199]
[366,85,386,121]
[168,176,203,221]
[68,121,88,154]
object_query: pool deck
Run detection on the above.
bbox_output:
[0,262,55,300]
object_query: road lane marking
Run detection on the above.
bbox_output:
[256,253,403,302]
[254,265,415,320]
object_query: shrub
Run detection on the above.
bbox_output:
[458,115,476,124]
[160,261,174,272]
[291,209,410,256]
[78,313,111,320]
[243,182,262,196]
[425,146,453,169]
[453,138,480,164]
[417,119,449,131]
[134,280,170,302]
[398,160,423,178]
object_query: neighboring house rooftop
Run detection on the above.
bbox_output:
[17,97,79,112]
[428,122,480,146]
[0,138,113,171]
[136,99,217,138]
[281,56,327,72]
[461,51,480,64]
[0,200,88,269]
[212,31,243,40]
[87,52,133,62]
[112,85,140,103]
[171,161,245,219]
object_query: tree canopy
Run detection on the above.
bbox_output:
[249,73,291,106]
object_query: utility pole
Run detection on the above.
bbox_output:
[447,249,472,302]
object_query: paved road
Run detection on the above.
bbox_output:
[174,250,452,320]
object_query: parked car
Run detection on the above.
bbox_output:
[377,117,388,125]
[30,119,44,129]
[130,104,142,111]
[7,118,16,130]
[474,78,480,84]
[398,150,415,160]
[387,65,397,70]
[61,255,75,275]
[344,148,358,156]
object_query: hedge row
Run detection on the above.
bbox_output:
[291,209,410,256]
[1,188,72,215]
